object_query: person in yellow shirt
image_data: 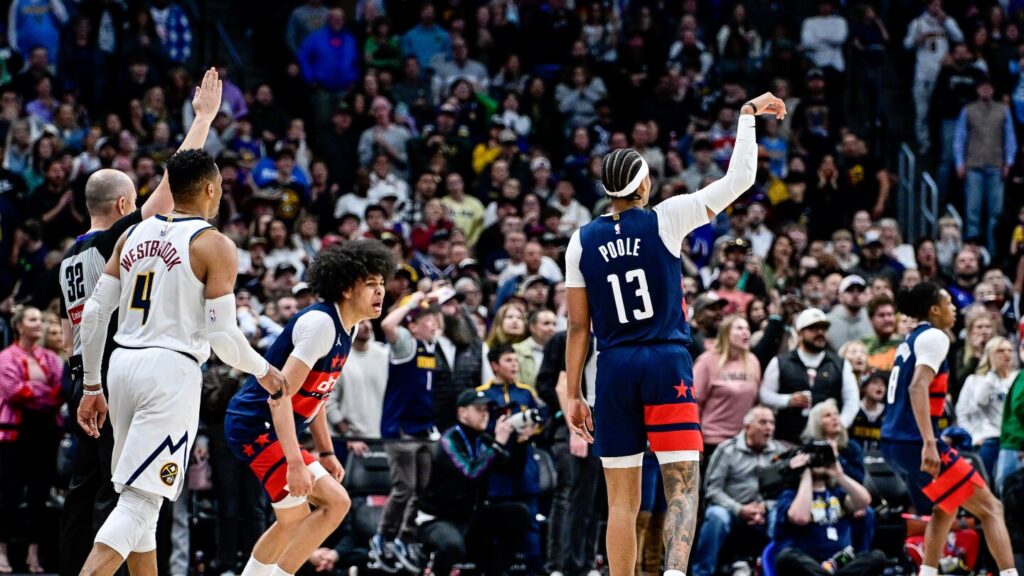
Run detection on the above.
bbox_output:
[440,172,485,245]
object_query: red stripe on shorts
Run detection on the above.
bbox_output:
[644,403,699,426]
[647,429,703,452]
[922,457,983,513]
[249,440,315,503]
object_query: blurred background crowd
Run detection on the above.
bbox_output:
[2,0,1024,575]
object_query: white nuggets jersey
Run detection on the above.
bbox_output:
[114,214,214,363]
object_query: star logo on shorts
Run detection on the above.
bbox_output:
[255,433,271,447]
[941,450,954,465]
[673,379,693,399]
[242,444,255,457]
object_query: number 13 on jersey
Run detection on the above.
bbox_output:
[607,268,653,324]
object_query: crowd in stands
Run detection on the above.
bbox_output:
[2,0,1024,575]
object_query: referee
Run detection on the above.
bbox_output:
[58,68,223,576]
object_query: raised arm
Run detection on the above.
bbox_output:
[143,68,224,219]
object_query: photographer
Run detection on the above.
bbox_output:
[416,389,529,576]
[773,445,887,576]
[476,343,548,572]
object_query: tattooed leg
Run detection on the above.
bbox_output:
[660,460,700,572]
[602,466,643,576]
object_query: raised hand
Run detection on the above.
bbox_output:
[743,92,787,120]
[192,67,223,122]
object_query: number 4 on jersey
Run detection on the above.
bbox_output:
[606,268,654,324]
[130,271,155,324]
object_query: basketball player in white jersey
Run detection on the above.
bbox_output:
[59,68,222,575]
[76,148,287,576]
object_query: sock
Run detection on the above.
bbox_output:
[664,571,686,576]
[919,566,938,576]
[999,570,1018,576]
[270,565,294,576]
[240,557,274,576]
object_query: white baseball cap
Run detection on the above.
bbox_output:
[838,275,867,293]
[795,308,831,331]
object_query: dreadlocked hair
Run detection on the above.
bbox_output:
[601,148,646,200]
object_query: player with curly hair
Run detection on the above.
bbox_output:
[225,240,395,576]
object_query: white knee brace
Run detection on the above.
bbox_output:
[95,487,164,558]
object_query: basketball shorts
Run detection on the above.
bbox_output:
[882,438,985,514]
[224,416,329,508]
[593,343,702,459]
[107,347,202,501]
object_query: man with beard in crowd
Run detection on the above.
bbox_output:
[827,275,873,350]
[948,247,981,310]
[432,287,487,433]
[862,295,900,371]
[760,308,860,445]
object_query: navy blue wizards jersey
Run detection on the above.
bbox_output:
[566,205,701,350]
[226,302,352,438]
[882,323,950,443]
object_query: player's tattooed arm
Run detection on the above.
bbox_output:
[662,461,700,571]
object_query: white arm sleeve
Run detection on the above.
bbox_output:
[691,114,757,215]
[653,194,712,257]
[289,310,336,367]
[758,356,792,409]
[81,273,121,386]
[206,294,270,378]
[913,328,950,372]
[565,230,585,288]
[839,360,860,427]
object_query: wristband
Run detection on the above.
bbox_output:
[319,451,335,457]
[270,389,283,400]
[82,387,104,396]
[743,101,757,114]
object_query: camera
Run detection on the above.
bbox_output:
[802,440,837,469]
[506,408,542,434]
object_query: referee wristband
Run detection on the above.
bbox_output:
[319,451,335,457]
[742,101,757,114]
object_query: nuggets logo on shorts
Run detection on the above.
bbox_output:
[160,462,179,486]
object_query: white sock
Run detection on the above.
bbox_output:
[269,565,293,576]
[999,569,1018,576]
[664,571,686,576]
[919,566,938,576]
[240,557,274,576]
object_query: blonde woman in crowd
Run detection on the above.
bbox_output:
[951,307,994,404]
[956,336,1018,480]
[693,315,762,457]
[483,303,527,382]
[0,306,64,574]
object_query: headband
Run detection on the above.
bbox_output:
[603,156,649,197]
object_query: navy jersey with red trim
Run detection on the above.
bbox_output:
[226,302,351,437]
[577,209,691,351]
[881,323,949,443]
